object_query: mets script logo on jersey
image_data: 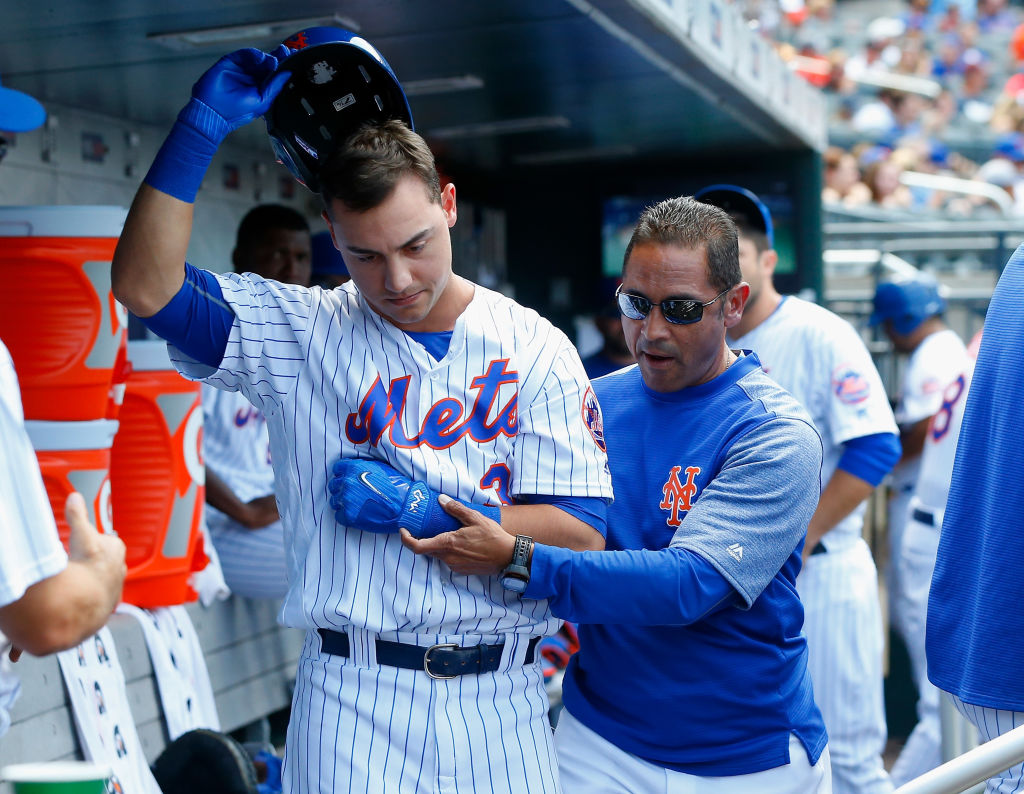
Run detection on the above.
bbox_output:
[346,359,518,449]
[831,364,871,405]
[581,386,607,452]
[660,465,701,527]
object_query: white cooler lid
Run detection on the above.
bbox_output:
[127,339,175,371]
[24,419,119,451]
[0,205,127,238]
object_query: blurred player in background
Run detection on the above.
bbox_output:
[699,184,900,794]
[868,277,968,657]
[889,328,982,786]
[202,204,311,599]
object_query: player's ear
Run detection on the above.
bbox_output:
[321,210,342,252]
[441,182,457,228]
[761,248,779,279]
[723,282,749,329]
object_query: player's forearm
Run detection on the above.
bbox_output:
[111,184,191,318]
[898,417,930,464]
[0,561,122,656]
[803,469,875,555]
[499,504,605,552]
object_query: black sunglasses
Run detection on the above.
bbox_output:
[615,284,730,325]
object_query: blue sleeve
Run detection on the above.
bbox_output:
[836,432,901,486]
[524,544,738,624]
[516,494,607,537]
[139,263,235,369]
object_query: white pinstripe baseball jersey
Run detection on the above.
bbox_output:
[731,295,898,794]
[731,295,897,546]
[201,383,288,599]
[172,274,613,637]
[0,339,68,736]
[890,328,969,495]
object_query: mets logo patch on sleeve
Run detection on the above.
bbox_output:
[831,365,871,404]
[581,386,607,451]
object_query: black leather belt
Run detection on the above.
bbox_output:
[810,541,827,555]
[317,629,539,680]
[912,508,936,527]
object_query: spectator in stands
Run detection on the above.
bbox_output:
[823,146,873,206]
[977,0,1017,33]
[201,205,312,600]
[864,155,915,208]
[581,277,634,379]
[844,17,905,81]
[0,76,126,737]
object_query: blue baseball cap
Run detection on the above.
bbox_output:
[0,73,45,132]
[869,279,947,335]
[995,132,1024,163]
[311,230,348,277]
[694,184,774,247]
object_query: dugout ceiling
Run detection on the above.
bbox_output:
[2,0,824,178]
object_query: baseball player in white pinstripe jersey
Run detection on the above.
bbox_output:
[697,186,901,794]
[0,338,127,728]
[202,204,312,600]
[111,28,612,794]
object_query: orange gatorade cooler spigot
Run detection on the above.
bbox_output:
[0,206,129,422]
[23,420,118,548]
[110,340,207,608]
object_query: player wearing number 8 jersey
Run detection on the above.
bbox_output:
[111,29,612,793]
[887,329,981,786]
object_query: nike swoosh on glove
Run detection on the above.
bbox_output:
[328,458,450,538]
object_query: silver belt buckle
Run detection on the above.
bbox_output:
[423,643,459,679]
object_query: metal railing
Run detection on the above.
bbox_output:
[896,722,1024,794]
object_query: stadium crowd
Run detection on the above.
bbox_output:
[745,0,1024,215]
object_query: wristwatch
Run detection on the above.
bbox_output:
[500,535,533,593]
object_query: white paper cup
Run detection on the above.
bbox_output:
[1,761,111,793]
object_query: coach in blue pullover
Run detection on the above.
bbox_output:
[403,195,831,791]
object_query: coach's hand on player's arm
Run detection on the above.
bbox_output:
[399,497,516,576]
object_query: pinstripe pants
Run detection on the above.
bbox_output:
[950,695,1024,793]
[282,630,560,794]
[798,539,893,794]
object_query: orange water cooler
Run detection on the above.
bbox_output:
[23,420,119,548]
[110,340,207,608]
[0,206,129,421]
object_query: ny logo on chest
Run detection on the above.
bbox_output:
[346,359,519,450]
[660,465,701,527]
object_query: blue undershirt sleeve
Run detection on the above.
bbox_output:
[516,494,608,537]
[138,263,235,369]
[836,432,901,486]
[524,543,738,624]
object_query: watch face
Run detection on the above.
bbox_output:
[501,574,528,594]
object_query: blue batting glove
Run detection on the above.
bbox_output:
[144,48,290,203]
[188,47,291,140]
[328,459,443,538]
